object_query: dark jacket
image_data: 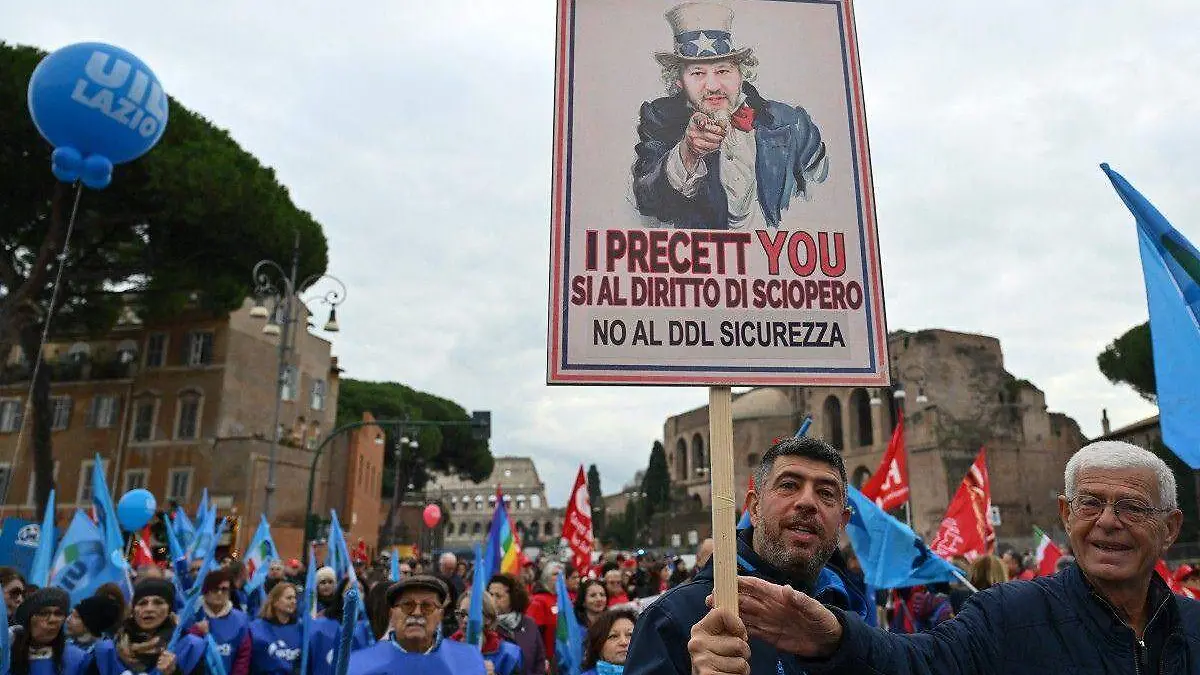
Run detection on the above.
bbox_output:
[500,613,547,675]
[804,563,1200,674]
[632,82,827,230]
[624,527,872,675]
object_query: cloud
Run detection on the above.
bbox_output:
[6,0,1194,506]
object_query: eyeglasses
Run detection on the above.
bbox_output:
[6,587,24,599]
[1066,494,1171,525]
[395,600,442,615]
[454,610,469,619]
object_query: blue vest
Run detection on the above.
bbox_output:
[347,639,487,675]
[484,640,523,675]
[249,618,303,675]
[308,618,374,675]
[90,635,205,675]
[198,609,249,675]
[19,644,86,675]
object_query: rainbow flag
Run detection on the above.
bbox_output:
[485,488,524,576]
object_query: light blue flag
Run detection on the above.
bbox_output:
[203,633,228,675]
[327,510,352,583]
[1102,164,1200,467]
[91,456,131,598]
[555,571,584,675]
[49,510,126,606]
[465,543,487,648]
[333,586,360,675]
[299,543,317,675]
[196,488,209,523]
[186,505,216,562]
[174,506,196,550]
[845,485,960,589]
[390,547,400,582]
[29,488,56,586]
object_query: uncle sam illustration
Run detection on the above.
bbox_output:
[632,2,829,230]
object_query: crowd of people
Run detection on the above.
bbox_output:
[4,435,1199,673]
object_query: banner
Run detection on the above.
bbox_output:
[860,418,909,511]
[547,0,889,385]
[930,448,994,561]
[560,466,594,574]
[0,517,39,578]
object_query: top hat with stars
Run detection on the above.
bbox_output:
[655,2,755,68]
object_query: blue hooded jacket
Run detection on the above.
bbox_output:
[249,618,302,675]
[347,638,486,675]
[624,527,872,675]
[88,635,206,675]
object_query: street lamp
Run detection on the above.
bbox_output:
[385,434,419,546]
[249,231,346,518]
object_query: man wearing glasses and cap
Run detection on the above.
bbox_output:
[688,441,1200,674]
[633,2,829,231]
[349,575,486,674]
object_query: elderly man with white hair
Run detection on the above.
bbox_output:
[687,440,1200,674]
[436,551,466,635]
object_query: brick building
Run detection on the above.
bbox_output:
[660,329,1087,545]
[0,298,382,559]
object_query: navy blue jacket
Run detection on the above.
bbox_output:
[632,82,827,230]
[804,563,1200,674]
[625,527,872,675]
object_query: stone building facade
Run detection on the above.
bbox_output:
[0,298,377,558]
[661,329,1087,544]
[424,456,564,553]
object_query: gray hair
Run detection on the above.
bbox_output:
[439,552,457,565]
[661,56,759,96]
[540,561,562,588]
[1064,440,1177,510]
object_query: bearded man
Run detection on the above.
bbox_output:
[623,436,872,675]
[632,2,829,230]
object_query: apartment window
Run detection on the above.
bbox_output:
[50,396,73,431]
[310,380,326,411]
[280,366,298,401]
[0,400,22,433]
[145,333,167,368]
[186,331,214,366]
[132,398,157,442]
[27,462,60,507]
[87,395,121,429]
[123,469,148,492]
[167,468,193,502]
[77,460,96,504]
[175,392,202,440]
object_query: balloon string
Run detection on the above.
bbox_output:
[0,183,84,517]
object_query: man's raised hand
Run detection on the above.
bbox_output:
[734,575,843,659]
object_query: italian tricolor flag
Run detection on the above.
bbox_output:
[1033,525,1063,577]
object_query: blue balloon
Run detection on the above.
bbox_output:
[27,42,169,186]
[117,488,157,532]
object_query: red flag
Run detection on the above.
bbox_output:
[1156,560,1198,598]
[930,448,995,561]
[860,418,909,511]
[132,526,155,568]
[560,466,594,575]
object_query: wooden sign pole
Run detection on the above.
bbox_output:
[708,386,737,612]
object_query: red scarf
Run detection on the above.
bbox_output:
[450,629,503,654]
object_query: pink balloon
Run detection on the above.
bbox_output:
[423,504,442,528]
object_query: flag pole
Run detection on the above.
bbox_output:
[708,386,737,613]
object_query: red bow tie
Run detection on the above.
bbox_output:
[730,104,755,132]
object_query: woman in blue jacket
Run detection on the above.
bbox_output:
[88,579,206,675]
[249,582,302,675]
[6,587,86,675]
[580,608,635,675]
[190,569,251,675]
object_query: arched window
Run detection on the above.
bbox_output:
[851,465,872,489]
[531,494,542,509]
[849,389,873,447]
[459,522,468,535]
[544,522,554,537]
[692,434,706,477]
[530,520,540,536]
[822,396,844,451]
[67,342,91,363]
[675,438,688,481]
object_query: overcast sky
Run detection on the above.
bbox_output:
[6,1,1194,506]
